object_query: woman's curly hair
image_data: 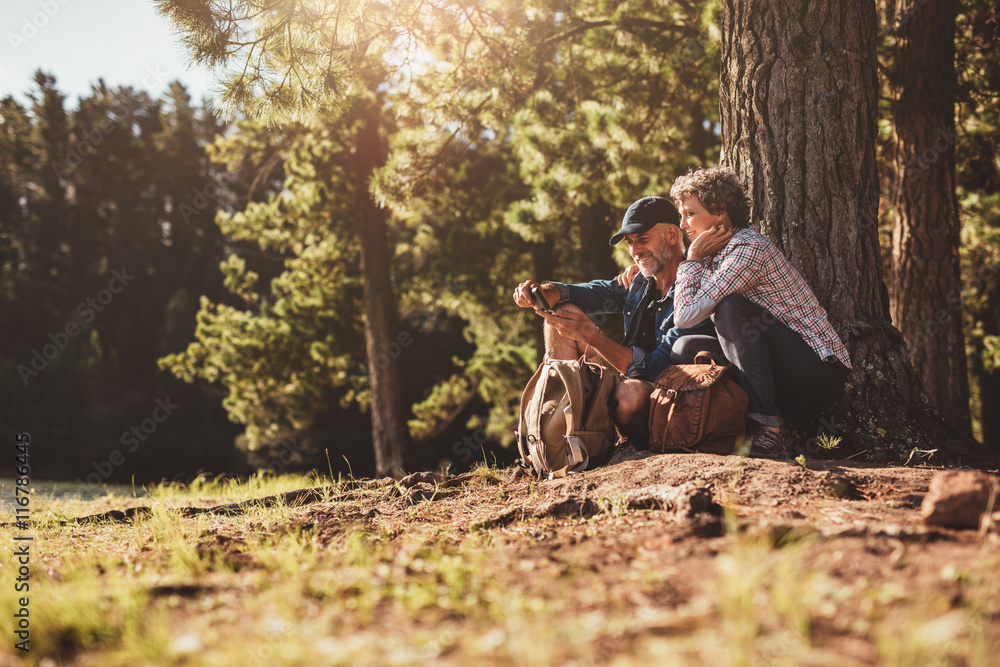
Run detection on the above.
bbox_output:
[669,165,752,229]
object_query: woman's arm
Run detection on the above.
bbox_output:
[674,234,766,326]
[673,291,718,328]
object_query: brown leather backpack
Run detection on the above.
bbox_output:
[648,351,748,455]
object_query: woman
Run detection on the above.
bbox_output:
[669,166,851,458]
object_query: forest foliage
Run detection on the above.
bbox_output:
[2,1,998,479]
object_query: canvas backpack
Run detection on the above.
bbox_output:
[516,358,620,477]
[648,351,748,455]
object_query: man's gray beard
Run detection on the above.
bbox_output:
[637,249,674,278]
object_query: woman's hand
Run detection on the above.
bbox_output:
[614,265,640,289]
[687,225,733,263]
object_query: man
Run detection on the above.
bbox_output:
[512,196,722,382]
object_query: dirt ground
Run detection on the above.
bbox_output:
[296,449,1000,665]
[10,450,999,666]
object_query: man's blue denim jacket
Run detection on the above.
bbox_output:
[552,273,715,381]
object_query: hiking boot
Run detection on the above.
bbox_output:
[746,428,786,459]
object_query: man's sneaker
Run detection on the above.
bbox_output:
[747,428,786,459]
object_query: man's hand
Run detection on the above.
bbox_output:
[687,225,733,263]
[513,280,560,309]
[539,303,634,374]
[614,264,640,289]
[536,305,599,344]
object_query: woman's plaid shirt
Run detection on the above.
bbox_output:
[675,227,852,368]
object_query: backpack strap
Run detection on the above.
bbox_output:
[553,361,590,473]
[694,350,716,365]
[649,384,680,451]
[516,362,546,473]
[582,363,617,432]
[552,360,587,429]
[536,409,588,480]
[565,417,589,472]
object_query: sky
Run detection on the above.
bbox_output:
[0,0,216,106]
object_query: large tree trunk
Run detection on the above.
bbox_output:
[886,0,971,436]
[356,98,411,476]
[718,0,976,462]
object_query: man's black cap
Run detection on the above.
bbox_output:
[609,196,680,245]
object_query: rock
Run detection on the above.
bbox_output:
[921,471,1000,529]
[399,471,476,488]
[400,471,446,487]
[471,483,719,530]
[403,485,459,504]
[607,442,653,466]
[817,471,858,499]
[623,482,720,519]
[534,495,600,519]
[470,506,525,531]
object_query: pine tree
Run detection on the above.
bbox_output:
[153,1,733,464]
[954,1,1000,449]
[719,0,979,461]
[883,0,971,436]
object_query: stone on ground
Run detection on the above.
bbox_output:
[921,470,999,529]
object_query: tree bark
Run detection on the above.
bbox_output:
[886,0,971,436]
[718,0,975,462]
[356,97,411,476]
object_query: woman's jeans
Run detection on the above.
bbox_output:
[671,294,849,428]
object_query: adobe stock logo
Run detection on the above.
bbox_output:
[7,0,75,53]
